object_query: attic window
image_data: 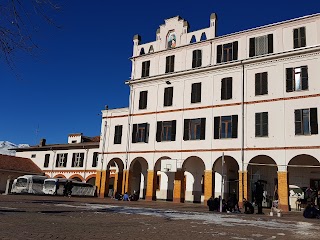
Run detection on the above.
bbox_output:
[200,32,207,41]
[140,48,145,55]
[72,140,77,143]
[31,154,36,158]
[190,35,196,43]
[148,45,154,53]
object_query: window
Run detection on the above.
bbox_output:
[221,77,232,100]
[183,118,206,140]
[293,27,306,49]
[164,87,173,107]
[31,154,36,158]
[192,50,202,68]
[114,125,123,144]
[214,115,238,139]
[71,140,77,143]
[140,48,145,55]
[295,108,318,135]
[141,61,150,78]
[56,153,68,167]
[72,153,84,167]
[255,72,268,96]
[190,35,196,43]
[92,152,98,167]
[249,34,273,57]
[132,123,149,143]
[156,120,176,142]
[139,91,148,109]
[165,55,175,73]
[255,112,268,137]
[148,45,154,53]
[44,154,50,168]
[217,41,238,63]
[200,32,207,41]
[191,82,201,103]
[286,66,308,92]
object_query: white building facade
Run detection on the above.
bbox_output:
[97,13,320,211]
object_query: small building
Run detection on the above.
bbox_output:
[0,154,43,193]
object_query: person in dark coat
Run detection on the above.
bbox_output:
[254,182,264,214]
[243,198,254,214]
[303,204,320,219]
[207,196,214,211]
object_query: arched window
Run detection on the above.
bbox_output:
[148,45,154,53]
[190,35,196,43]
[167,30,176,49]
[200,32,207,41]
[140,48,145,55]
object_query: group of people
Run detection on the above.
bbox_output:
[114,191,139,201]
[63,180,73,197]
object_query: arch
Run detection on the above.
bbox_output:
[154,156,173,201]
[85,174,97,182]
[183,156,206,203]
[69,174,84,182]
[140,48,145,55]
[129,157,148,198]
[54,174,66,179]
[166,30,176,49]
[190,35,196,43]
[148,45,154,53]
[247,155,278,203]
[213,155,239,200]
[107,158,124,172]
[288,154,320,209]
[200,32,207,41]
[45,174,50,178]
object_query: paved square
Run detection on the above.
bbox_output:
[0,195,319,239]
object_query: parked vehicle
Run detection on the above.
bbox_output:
[11,175,47,194]
[43,178,95,197]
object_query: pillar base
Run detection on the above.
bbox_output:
[279,204,289,212]
[145,196,156,201]
[173,198,184,203]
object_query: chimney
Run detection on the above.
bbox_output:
[39,138,46,147]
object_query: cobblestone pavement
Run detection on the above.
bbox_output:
[0,195,319,240]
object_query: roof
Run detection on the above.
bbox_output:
[0,154,43,174]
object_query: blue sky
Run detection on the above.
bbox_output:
[1,1,320,145]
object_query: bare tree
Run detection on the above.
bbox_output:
[0,0,61,71]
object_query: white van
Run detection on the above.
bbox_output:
[11,175,47,194]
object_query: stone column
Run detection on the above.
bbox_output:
[95,171,102,193]
[173,170,185,203]
[146,170,157,201]
[204,170,213,205]
[238,171,248,208]
[98,170,109,198]
[278,171,289,212]
[122,170,131,195]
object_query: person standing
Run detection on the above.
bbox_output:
[254,182,264,214]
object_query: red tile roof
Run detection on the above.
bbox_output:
[0,154,43,174]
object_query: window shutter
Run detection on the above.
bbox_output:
[214,117,220,139]
[72,153,75,167]
[144,123,149,143]
[171,55,175,72]
[139,91,147,109]
[310,108,318,134]
[255,73,260,96]
[286,68,293,92]
[132,124,137,143]
[301,66,308,90]
[171,120,176,141]
[197,83,202,102]
[232,115,238,138]
[255,113,261,137]
[293,28,299,48]
[192,50,196,68]
[262,112,268,137]
[200,118,206,140]
[156,121,162,142]
[232,41,238,60]
[221,78,226,100]
[118,125,123,144]
[249,37,255,57]
[55,156,59,167]
[165,56,169,73]
[183,119,190,140]
[80,153,84,167]
[267,34,273,53]
[217,45,222,63]
[198,50,202,67]
[262,72,268,95]
[300,27,306,47]
[63,154,67,167]
[191,84,196,103]
[227,78,232,99]
[168,87,173,106]
[294,110,302,135]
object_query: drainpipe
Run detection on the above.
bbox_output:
[99,109,108,196]
[51,148,56,178]
[83,148,89,182]
[241,60,245,203]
